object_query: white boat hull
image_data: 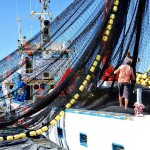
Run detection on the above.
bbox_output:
[49,109,150,150]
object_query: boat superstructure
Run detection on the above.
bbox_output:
[0,0,73,110]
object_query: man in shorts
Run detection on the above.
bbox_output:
[114,60,135,109]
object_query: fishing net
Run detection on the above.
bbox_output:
[0,0,149,140]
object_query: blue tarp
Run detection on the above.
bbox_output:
[11,73,27,102]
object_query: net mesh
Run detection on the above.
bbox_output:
[0,0,149,138]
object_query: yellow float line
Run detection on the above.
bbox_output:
[102,0,119,42]
[0,56,102,141]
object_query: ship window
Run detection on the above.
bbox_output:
[26,59,33,73]
[40,83,45,89]
[43,72,50,78]
[57,127,63,138]
[112,143,124,150]
[9,84,14,89]
[26,85,31,100]
[50,84,54,89]
[80,133,88,147]
[34,84,39,90]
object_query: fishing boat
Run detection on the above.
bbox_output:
[0,0,150,150]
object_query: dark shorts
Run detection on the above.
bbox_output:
[118,82,131,99]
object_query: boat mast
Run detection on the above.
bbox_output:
[17,17,25,50]
[30,0,51,43]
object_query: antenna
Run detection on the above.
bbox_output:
[16,0,26,50]
[17,17,22,45]
[17,17,26,50]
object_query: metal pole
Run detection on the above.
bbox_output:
[137,88,142,103]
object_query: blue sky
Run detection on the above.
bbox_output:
[0,0,73,60]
